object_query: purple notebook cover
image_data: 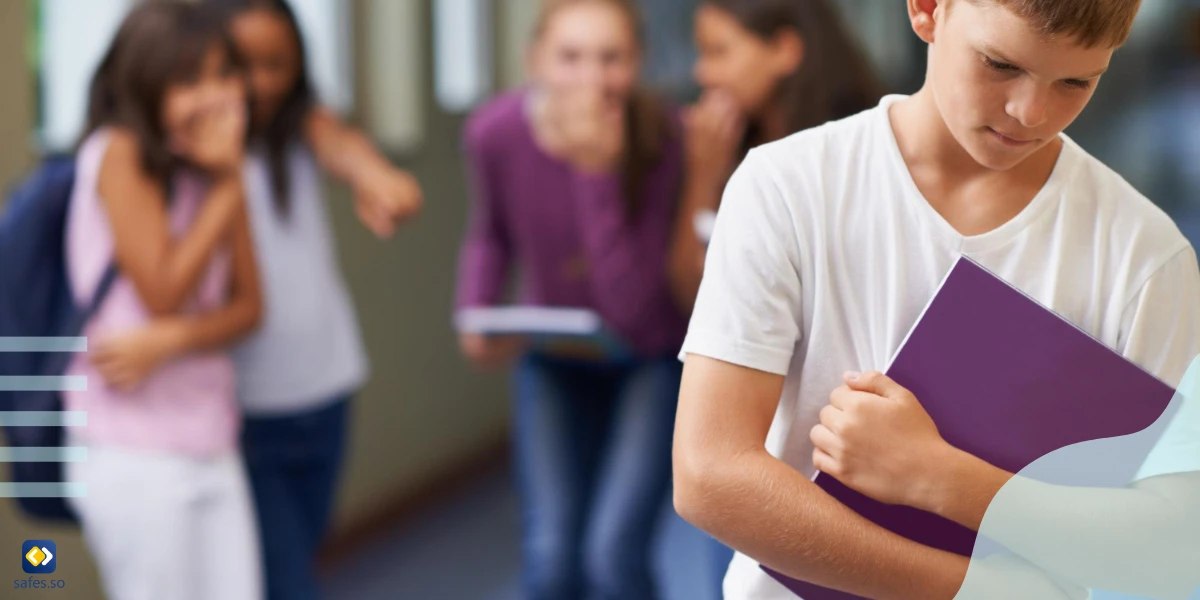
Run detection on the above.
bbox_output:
[765,257,1177,599]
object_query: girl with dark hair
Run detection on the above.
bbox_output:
[668,0,885,310]
[454,1,688,598]
[200,1,422,598]
[63,2,264,599]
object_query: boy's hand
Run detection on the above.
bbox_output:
[352,164,423,239]
[90,321,188,392]
[810,371,955,507]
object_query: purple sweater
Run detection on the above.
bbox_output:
[455,90,687,357]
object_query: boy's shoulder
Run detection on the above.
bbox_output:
[737,100,888,201]
[1062,137,1192,262]
[753,101,883,166]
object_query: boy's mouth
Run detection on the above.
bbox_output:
[987,127,1036,147]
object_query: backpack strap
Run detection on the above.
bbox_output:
[85,263,119,320]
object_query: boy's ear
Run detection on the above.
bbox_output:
[908,0,941,44]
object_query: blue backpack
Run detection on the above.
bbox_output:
[0,156,116,523]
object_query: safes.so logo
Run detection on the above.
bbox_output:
[22,541,55,575]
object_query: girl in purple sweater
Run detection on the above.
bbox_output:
[454,1,686,598]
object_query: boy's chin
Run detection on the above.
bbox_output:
[964,133,1043,172]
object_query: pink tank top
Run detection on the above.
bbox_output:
[64,130,238,456]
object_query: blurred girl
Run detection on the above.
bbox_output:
[454,1,686,598]
[205,1,422,598]
[63,3,263,599]
[668,0,884,309]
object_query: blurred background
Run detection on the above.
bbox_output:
[1,1,1199,599]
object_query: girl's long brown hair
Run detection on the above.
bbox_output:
[84,1,244,183]
[706,0,884,147]
[534,0,671,220]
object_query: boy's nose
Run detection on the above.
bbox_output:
[1006,83,1050,130]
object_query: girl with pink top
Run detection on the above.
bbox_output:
[62,4,264,600]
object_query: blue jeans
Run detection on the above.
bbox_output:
[513,353,682,600]
[241,396,351,600]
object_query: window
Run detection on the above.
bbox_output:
[286,0,354,115]
[362,0,424,150]
[433,0,492,112]
[35,0,354,152]
[38,0,132,151]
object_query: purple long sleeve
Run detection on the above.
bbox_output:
[453,90,687,356]
[569,156,684,350]
[455,112,513,309]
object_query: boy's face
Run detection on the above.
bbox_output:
[926,0,1115,171]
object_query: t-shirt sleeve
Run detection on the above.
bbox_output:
[1119,246,1200,480]
[679,151,804,376]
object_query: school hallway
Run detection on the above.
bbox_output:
[320,465,723,600]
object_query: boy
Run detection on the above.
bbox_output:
[672,0,1200,598]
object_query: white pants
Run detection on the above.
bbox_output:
[67,445,264,600]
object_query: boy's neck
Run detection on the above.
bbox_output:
[890,88,1063,237]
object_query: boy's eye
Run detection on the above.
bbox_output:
[1062,78,1093,90]
[983,56,1019,73]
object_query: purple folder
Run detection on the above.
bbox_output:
[766,257,1177,599]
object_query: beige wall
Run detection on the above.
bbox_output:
[0,0,34,189]
[1,1,511,597]
[499,0,539,88]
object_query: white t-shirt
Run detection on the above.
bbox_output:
[232,145,368,415]
[681,95,1200,600]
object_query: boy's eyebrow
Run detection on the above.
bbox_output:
[981,44,1020,65]
[1074,65,1110,79]
[982,44,1109,79]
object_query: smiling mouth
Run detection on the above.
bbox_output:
[988,127,1036,146]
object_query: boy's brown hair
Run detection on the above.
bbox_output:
[962,0,1144,48]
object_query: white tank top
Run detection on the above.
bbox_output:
[232,144,368,414]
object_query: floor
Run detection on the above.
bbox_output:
[320,466,726,600]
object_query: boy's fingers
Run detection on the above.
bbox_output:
[846,371,911,401]
[812,446,839,476]
[810,423,841,455]
[827,385,863,410]
[818,404,846,434]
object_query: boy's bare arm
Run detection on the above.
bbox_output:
[673,355,973,600]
